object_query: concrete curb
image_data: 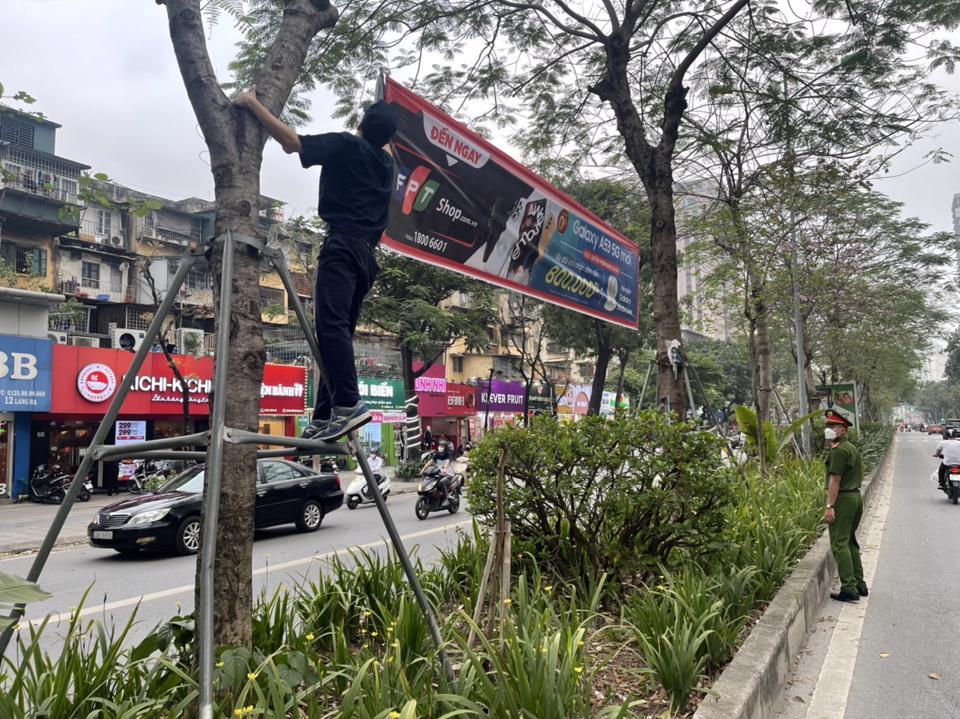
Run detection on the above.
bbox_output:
[0,482,423,556]
[693,439,894,719]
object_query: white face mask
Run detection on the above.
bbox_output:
[824,427,838,441]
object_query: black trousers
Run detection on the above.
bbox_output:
[312,233,379,421]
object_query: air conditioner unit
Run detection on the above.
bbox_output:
[176,328,205,357]
[48,331,68,344]
[69,336,100,348]
[110,234,125,247]
[111,327,146,352]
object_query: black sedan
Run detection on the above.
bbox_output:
[88,459,343,556]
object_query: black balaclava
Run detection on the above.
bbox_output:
[360,100,398,147]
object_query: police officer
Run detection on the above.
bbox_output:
[824,410,867,602]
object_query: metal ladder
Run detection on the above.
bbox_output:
[0,230,449,718]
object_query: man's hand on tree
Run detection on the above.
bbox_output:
[234,85,258,109]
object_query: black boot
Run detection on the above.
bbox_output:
[857,583,868,597]
[830,590,860,603]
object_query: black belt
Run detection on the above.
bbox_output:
[838,488,860,493]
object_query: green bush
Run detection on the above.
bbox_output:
[469,412,737,584]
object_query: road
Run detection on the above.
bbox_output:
[776,432,960,719]
[0,494,470,649]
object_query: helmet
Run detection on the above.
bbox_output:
[370,448,379,455]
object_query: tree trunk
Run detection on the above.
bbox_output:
[161,0,338,651]
[588,324,613,416]
[400,345,420,460]
[753,289,773,422]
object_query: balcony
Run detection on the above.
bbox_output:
[58,275,136,304]
[74,218,130,251]
[0,148,86,234]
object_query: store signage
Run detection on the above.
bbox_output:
[477,378,526,413]
[358,378,405,410]
[77,363,118,403]
[0,335,52,411]
[51,346,306,416]
[381,77,639,329]
[557,384,592,416]
[414,376,447,393]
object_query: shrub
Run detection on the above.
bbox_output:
[469,412,737,584]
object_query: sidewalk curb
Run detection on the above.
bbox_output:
[0,483,424,556]
[693,438,894,719]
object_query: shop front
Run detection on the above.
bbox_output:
[38,345,306,490]
[476,378,526,436]
[418,382,476,449]
[0,335,53,499]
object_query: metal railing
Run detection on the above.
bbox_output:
[58,275,136,303]
[0,159,79,204]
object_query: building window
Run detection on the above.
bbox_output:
[259,286,285,311]
[0,116,34,148]
[95,209,112,237]
[13,246,47,276]
[452,356,464,373]
[186,268,210,290]
[110,265,123,293]
[81,261,100,289]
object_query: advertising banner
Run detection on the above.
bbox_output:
[381,78,639,328]
[0,335,52,411]
[51,346,307,416]
[557,384,592,416]
[815,383,859,432]
[477,379,526,413]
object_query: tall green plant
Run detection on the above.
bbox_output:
[0,572,49,631]
[735,406,824,464]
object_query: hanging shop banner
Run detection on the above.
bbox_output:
[0,335,52,411]
[359,378,405,411]
[815,383,859,433]
[380,77,639,328]
[51,346,306,416]
[527,383,558,415]
[477,378,526,413]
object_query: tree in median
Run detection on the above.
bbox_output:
[157,0,337,649]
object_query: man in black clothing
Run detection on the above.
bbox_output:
[236,87,396,441]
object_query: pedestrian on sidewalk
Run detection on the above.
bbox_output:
[235,87,397,442]
[823,409,867,602]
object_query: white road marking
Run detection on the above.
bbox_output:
[804,440,897,718]
[19,520,471,630]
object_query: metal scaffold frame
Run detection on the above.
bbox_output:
[0,230,450,718]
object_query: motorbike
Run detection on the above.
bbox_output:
[30,464,92,503]
[346,466,390,509]
[942,464,960,504]
[415,465,462,520]
[125,460,176,494]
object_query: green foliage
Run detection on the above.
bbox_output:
[735,405,825,463]
[469,412,737,584]
[0,573,49,631]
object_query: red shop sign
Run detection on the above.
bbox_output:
[445,384,476,416]
[50,345,306,416]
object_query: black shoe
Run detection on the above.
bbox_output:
[858,584,868,597]
[301,419,330,439]
[830,590,860,603]
[317,403,372,442]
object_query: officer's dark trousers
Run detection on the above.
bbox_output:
[828,491,864,595]
[312,233,379,421]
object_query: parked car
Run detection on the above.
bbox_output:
[88,460,343,556]
[928,424,944,435]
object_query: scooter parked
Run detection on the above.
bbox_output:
[30,464,92,504]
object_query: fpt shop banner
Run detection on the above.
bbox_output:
[380,77,640,328]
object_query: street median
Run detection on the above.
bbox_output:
[693,437,894,719]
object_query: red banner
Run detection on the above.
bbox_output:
[49,345,306,416]
[381,77,639,328]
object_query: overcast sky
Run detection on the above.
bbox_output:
[1,0,958,233]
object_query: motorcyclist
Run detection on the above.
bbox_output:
[367,448,384,481]
[933,428,960,488]
[422,439,454,499]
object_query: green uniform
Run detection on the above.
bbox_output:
[826,439,865,595]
